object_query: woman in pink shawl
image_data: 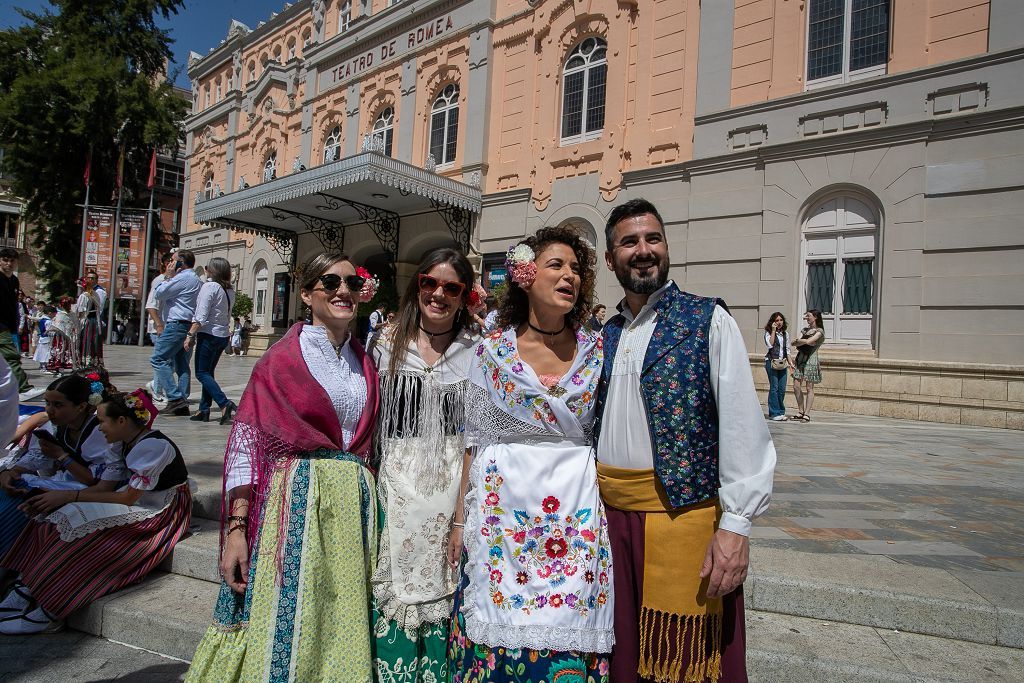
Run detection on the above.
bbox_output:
[187,253,380,682]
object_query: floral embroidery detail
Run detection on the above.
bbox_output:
[479,459,611,619]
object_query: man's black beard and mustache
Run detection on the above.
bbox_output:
[615,257,669,295]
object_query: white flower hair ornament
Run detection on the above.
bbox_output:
[87,380,105,406]
[505,243,537,287]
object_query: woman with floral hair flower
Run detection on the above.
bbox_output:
[447,225,613,682]
[187,253,381,682]
[368,247,480,681]
[0,373,125,561]
[0,388,191,635]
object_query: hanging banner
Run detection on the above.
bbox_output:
[115,211,146,300]
[82,208,115,293]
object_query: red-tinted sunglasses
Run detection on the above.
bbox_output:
[418,274,465,298]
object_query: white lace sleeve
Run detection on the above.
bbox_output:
[463,382,550,448]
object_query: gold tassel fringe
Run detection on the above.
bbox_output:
[637,606,722,683]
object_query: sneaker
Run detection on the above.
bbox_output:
[771,415,788,422]
[17,387,42,402]
[145,381,168,404]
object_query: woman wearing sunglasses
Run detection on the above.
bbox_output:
[187,253,381,682]
[368,247,479,681]
[448,226,612,682]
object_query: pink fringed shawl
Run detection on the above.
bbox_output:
[221,323,379,552]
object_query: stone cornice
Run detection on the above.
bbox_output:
[695,47,1024,126]
[481,187,531,207]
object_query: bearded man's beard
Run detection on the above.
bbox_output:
[615,257,669,295]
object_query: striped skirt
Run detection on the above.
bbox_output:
[80,317,103,368]
[186,453,377,683]
[0,486,192,619]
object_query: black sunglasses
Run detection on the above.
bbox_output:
[418,274,466,298]
[316,273,365,293]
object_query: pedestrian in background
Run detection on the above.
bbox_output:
[46,297,80,374]
[227,317,242,356]
[144,253,174,400]
[792,309,825,422]
[764,312,791,421]
[32,306,55,370]
[183,258,236,424]
[150,249,201,417]
[588,302,607,331]
[0,251,30,396]
[75,277,103,368]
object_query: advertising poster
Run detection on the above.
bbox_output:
[82,209,115,292]
[115,211,146,299]
[272,272,291,328]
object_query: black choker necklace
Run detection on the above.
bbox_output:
[528,322,567,336]
[419,324,456,339]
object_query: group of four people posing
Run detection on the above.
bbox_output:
[186,197,776,683]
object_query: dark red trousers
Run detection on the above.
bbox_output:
[606,505,748,683]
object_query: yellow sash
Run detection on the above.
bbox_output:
[598,463,722,683]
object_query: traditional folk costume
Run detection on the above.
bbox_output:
[187,323,380,683]
[369,329,476,682]
[31,315,51,369]
[594,282,776,683]
[449,327,614,683]
[0,430,191,629]
[76,292,103,368]
[47,309,80,374]
[0,414,126,557]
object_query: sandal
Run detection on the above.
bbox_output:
[801,414,811,422]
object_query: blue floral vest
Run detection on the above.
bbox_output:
[594,284,724,509]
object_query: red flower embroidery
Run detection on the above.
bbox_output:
[513,530,526,544]
[549,593,563,608]
[542,496,560,513]
[485,492,500,506]
[581,529,596,542]
[490,569,503,583]
[545,537,568,558]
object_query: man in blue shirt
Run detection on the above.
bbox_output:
[150,249,201,416]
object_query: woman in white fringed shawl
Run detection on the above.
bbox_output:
[369,247,479,682]
[446,226,613,683]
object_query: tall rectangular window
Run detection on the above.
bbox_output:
[806,0,889,88]
[842,258,874,314]
[806,260,836,314]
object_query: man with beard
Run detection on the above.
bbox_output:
[594,198,776,683]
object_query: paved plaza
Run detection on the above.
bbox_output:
[2,343,1022,680]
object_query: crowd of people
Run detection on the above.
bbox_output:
[0,197,784,682]
[182,197,776,683]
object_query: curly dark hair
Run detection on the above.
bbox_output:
[496,225,596,331]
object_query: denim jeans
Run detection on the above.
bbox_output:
[194,332,229,412]
[150,321,192,402]
[764,359,788,418]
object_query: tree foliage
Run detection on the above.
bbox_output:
[232,292,253,319]
[0,0,187,300]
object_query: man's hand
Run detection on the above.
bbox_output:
[183,335,193,352]
[164,258,178,279]
[699,528,749,599]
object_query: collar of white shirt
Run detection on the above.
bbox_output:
[615,279,675,324]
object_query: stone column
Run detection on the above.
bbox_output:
[397,58,417,162]
[344,81,362,156]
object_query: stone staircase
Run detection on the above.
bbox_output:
[65,491,1024,680]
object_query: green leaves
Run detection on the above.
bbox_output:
[0,0,186,299]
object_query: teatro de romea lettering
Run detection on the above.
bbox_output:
[183,0,1024,429]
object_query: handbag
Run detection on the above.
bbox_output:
[771,358,788,371]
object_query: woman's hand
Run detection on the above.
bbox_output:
[37,439,67,461]
[220,530,250,594]
[0,469,21,494]
[19,490,75,516]
[446,525,465,570]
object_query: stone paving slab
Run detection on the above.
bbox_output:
[0,631,187,682]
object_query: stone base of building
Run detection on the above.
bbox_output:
[751,351,1024,431]
[245,332,284,358]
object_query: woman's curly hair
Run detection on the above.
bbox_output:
[496,225,596,331]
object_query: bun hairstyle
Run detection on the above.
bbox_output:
[101,390,156,427]
[496,225,596,331]
[46,374,107,406]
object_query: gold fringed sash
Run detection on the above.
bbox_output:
[597,464,722,683]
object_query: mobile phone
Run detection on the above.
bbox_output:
[174,260,185,272]
[32,429,59,445]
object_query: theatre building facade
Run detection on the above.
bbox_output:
[185,0,1024,428]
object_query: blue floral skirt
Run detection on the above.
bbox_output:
[448,570,610,683]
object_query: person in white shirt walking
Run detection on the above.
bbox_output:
[144,253,173,403]
[150,250,201,416]
[183,258,236,424]
[594,198,777,683]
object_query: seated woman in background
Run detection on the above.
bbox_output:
[0,390,192,635]
[0,374,125,558]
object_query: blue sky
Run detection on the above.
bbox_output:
[0,0,290,89]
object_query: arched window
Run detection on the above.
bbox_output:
[801,194,879,345]
[215,79,222,102]
[302,28,312,50]
[263,152,277,182]
[339,1,351,32]
[247,61,256,84]
[372,107,394,156]
[560,37,607,144]
[203,173,214,200]
[253,260,269,327]
[272,45,282,63]
[429,84,459,167]
[287,39,296,60]
[323,125,342,163]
